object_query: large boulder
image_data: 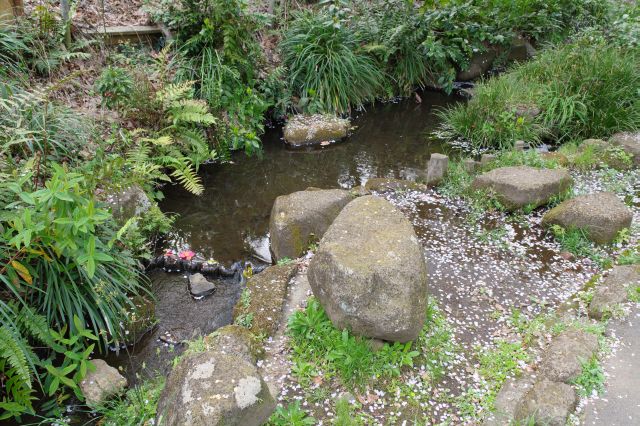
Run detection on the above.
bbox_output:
[80,359,127,406]
[156,325,275,426]
[232,263,298,337]
[269,188,353,261]
[516,379,577,426]
[542,192,632,244]
[283,114,350,147]
[472,166,573,210]
[307,195,428,342]
[589,265,640,320]
[609,131,640,166]
[538,329,599,384]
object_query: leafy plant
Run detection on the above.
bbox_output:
[269,401,316,426]
[281,8,384,114]
[96,66,134,109]
[572,356,605,397]
[95,376,165,425]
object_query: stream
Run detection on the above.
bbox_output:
[110,91,461,384]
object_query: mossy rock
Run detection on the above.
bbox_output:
[203,325,265,362]
[609,131,640,166]
[232,264,298,338]
[283,114,351,147]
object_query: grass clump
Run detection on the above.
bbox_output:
[287,298,453,389]
[95,376,165,426]
[440,33,640,150]
[281,9,384,114]
[572,356,605,397]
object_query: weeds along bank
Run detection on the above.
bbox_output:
[0,0,633,423]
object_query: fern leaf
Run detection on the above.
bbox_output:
[168,157,204,195]
[0,327,33,389]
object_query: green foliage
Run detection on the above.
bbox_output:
[96,66,134,109]
[548,225,611,268]
[440,32,640,150]
[572,356,605,397]
[95,376,165,425]
[288,298,419,388]
[281,8,384,114]
[268,401,316,426]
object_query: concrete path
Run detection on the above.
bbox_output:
[582,307,640,425]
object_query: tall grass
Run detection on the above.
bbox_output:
[281,10,385,114]
[440,36,640,150]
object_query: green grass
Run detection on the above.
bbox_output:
[287,298,454,390]
[548,225,613,268]
[440,35,640,150]
[572,357,605,397]
[95,376,165,426]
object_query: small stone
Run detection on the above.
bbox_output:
[516,379,577,426]
[514,140,526,151]
[538,329,599,383]
[188,273,216,298]
[426,153,449,186]
[542,192,633,244]
[80,359,127,406]
[589,265,640,320]
[485,373,536,426]
[463,158,480,173]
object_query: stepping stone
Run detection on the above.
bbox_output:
[542,192,632,244]
[283,114,350,147]
[472,166,573,210]
[609,131,640,166]
[364,178,425,192]
[484,373,536,425]
[589,265,640,320]
[516,378,577,426]
[188,273,216,298]
[538,329,599,383]
[426,153,449,186]
[269,188,353,261]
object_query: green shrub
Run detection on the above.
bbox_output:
[95,376,165,425]
[281,9,384,114]
[96,66,134,109]
[440,36,640,149]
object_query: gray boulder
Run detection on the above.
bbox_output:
[189,273,217,298]
[308,195,428,342]
[457,48,498,81]
[156,325,275,426]
[484,373,536,426]
[284,114,350,147]
[538,329,599,383]
[542,192,632,244]
[516,379,577,426]
[106,185,151,224]
[80,359,127,406]
[269,188,353,261]
[609,132,640,166]
[472,166,573,210]
[589,265,640,320]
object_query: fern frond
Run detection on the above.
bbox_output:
[166,157,204,195]
[156,81,195,106]
[0,326,33,389]
[170,99,216,126]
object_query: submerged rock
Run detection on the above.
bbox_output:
[538,329,599,383]
[542,192,632,244]
[269,188,353,261]
[80,359,127,406]
[283,114,350,147]
[232,263,298,337]
[589,265,640,320]
[308,195,428,342]
[516,379,577,426]
[609,131,640,166]
[188,273,217,298]
[472,166,572,210]
[121,295,156,346]
[364,178,425,192]
[156,325,274,426]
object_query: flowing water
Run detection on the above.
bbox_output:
[110,91,461,384]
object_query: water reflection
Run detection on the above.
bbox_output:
[160,91,460,263]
